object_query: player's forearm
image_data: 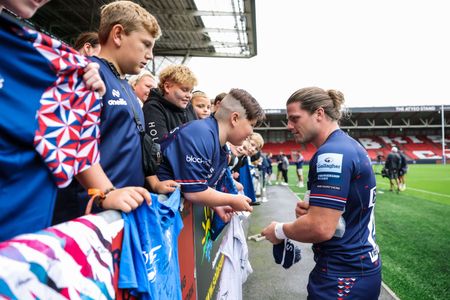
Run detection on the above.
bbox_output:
[284,214,335,243]
[74,163,114,190]
[184,188,235,208]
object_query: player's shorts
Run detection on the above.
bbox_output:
[296,167,303,175]
[398,168,407,176]
[307,270,381,300]
[387,169,398,179]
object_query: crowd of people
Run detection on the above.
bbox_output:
[0,1,383,299]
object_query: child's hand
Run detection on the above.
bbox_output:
[83,62,106,96]
[153,179,178,194]
[213,206,234,222]
[102,187,151,212]
[234,180,244,192]
[231,194,253,212]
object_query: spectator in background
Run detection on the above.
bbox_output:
[143,64,198,143]
[398,149,408,191]
[264,152,274,185]
[212,92,227,113]
[262,87,381,300]
[385,146,401,192]
[191,90,212,119]
[74,31,101,56]
[0,0,150,240]
[281,153,290,186]
[128,70,157,106]
[296,150,305,188]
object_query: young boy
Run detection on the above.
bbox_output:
[0,0,149,240]
[143,64,198,142]
[54,0,176,223]
[191,91,212,119]
[157,89,265,221]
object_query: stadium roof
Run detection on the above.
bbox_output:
[256,105,450,131]
[30,0,257,59]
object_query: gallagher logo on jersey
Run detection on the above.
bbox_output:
[0,74,4,90]
[317,153,343,173]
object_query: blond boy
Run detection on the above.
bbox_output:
[143,64,198,142]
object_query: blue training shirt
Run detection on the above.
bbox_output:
[157,116,229,193]
[119,189,183,299]
[308,129,381,276]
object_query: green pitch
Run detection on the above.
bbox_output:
[286,163,450,300]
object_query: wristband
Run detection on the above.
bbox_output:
[85,187,116,214]
[274,222,287,240]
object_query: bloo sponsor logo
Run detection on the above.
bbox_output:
[186,155,204,164]
[317,153,343,173]
[108,98,127,106]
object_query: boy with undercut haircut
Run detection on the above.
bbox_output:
[54,0,176,222]
[143,64,198,143]
[157,88,266,221]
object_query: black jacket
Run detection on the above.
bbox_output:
[143,88,197,142]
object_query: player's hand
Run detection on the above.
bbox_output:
[102,187,151,212]
[213,206,234,222]
[152,179,179,194]
[83,62,106,96]
[261,221,283,244]
[295,200,309,218]
[231,194,253,212]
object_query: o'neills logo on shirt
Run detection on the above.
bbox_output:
[108,89,127,105]
[108,98,127,106]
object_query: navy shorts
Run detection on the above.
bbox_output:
[307,271,381,300]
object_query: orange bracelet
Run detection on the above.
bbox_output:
[85,187,116,215]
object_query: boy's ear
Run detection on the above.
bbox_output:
[163,81,172,94]
[111,24,125,47]
[230,112,240,127]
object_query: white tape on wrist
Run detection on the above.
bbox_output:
[274,222,287,240]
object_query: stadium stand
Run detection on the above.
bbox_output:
[258,106,449,163]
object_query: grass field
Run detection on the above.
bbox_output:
[283,164,450,300]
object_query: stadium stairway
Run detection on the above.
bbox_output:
[243,185,400,300]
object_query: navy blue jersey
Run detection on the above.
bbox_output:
[0,14,101,240]
[90,56,145,188]
[308,130,381,276]
[157,116,228,193]
[54,57,145,218]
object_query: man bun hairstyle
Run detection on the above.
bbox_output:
[286,87,347,121]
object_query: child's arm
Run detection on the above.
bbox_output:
[75,163,151,212]
[146,175,178,194]
[183,187,252,212]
